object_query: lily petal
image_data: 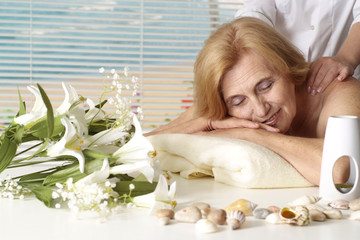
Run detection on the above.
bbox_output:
[85,98,105,123]
[84,126,128,148]
[133,175,176,214]
[56,82,80,115]
[14,85,47,125]
[113,116,154,162]
[109,160,154,182]
[47,117,85,173]
[76,159,109,186]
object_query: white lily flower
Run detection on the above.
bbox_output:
[56,82,80,115]
[110,116,155,182]
[85,98,106,123]
[14,85,47,125]
[132,174,177,215]
[84,125,128,148]
[47,116,85,173]
[76,159,110,186]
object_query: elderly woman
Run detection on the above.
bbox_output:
[146,17,360,186]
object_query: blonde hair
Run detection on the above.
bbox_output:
[193,17,309,120]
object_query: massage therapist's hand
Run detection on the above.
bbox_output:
[209,117,280,133]
[307,56,353,95]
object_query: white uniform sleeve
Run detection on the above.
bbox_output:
[353,0,360,24]
[235,0,277,27]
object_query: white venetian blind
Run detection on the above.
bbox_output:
[0,0,242,131]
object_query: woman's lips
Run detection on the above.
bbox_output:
[262,110,280,126]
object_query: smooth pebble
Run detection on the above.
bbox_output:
[175,206,202,223]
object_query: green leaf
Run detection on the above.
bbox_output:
[0,135,18,174]
[83,149,112,160]
[29,115,64,139]
[26,185,54,207]
[37,84,54,138]
[17,88,26,117]
[114,181,157,197]
[43,158,104,186]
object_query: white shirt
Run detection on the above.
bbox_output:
[235,0,360,79]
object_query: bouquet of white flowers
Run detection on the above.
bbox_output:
[0,68,176,218]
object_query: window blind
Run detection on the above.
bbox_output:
[0,0,242,131]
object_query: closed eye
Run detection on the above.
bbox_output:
[228,95,245,107]
[257,79,274,92]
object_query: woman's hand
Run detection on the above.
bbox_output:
[209,117,280,133]
[307,57,353,95]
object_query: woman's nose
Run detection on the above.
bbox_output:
[252,98,268,118]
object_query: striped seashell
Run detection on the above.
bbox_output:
[224,199,257,216]
[227,210,246,230]
[288,195,321,207]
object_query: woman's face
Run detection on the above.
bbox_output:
[221,52,297,133]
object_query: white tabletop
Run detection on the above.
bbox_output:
[1,173,359,240]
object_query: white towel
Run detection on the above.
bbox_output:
[147,134,314,188]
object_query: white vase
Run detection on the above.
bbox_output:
[319,115,360,201]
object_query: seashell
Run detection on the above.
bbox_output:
[267,205,280,213]
[227,210,246,230]
[192,202,211,218]
[265,212,283,224]
[323,209,342,220]
[349,198,360,211]
[288,195,321,207]
[192,202,211,211]
[305,204,326,212]
[280,206,310,226]
[349,211,360,221]
[328,199,349,210]
[158,217,170,225]
[175,206,202,223]
[253,208,272,219]
[156,209,175,219]
[224,199,257,216]
[309,209,326,222]
[195,219,218,234]
[207,209,227,225]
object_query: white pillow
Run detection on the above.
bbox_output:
[147,134,314,188]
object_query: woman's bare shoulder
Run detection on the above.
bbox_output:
[317,77,360,135]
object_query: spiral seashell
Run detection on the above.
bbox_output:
[328,199,349,210]
[224,199,257,216]
[227,210,246,230]
[195,219,218,234]
[288,195,321,207]
[280,206,310,226]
